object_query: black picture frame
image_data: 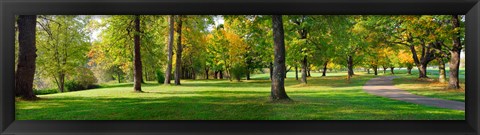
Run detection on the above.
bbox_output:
[1,0,479,135]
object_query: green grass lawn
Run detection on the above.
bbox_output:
[16,71,465,120]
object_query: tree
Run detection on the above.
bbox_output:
[448,15,463,89]
[174,15,183,85]
[164,15,175,84]
[36,15,91,92]
[15,15,38,100]
[133,15,143,92]
[270,15,290,101]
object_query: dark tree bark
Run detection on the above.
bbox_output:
[58,73,65,92]
[373,65,378,76]
[174,15,183,85]
[367,68,370,74]
[205,67,209,79]
[448,15,461,89]
[407,66,412,75]
[246,69,251,80]
[301,56,307,84]
[133,15,143,92]
[409,42,435,78]
[390,67,394,75]
[214,71,218,79]
[322,61,328,76]
[295,66,299,80]
[270,15,290,101]
[347,55,354,78]
[164,15,174,84]
[307,65,311,77]
[15,16,38,100]
[219,70,223,79]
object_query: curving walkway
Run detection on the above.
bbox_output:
[363,76,465,111]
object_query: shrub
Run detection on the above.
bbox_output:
[33,88,58,95]
[230,65,246,81]
[64,80,84,91]
[156,70,165,84]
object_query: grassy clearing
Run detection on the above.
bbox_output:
[392,69,465,102]
[16,71,464,120]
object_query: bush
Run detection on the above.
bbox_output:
[230,65,246,81]
[33,88,58,95]
[156,70,165,84]
[64,80,84,91]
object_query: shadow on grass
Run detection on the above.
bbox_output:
[16,93,464,120]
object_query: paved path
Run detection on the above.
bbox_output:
[363,76,465,111]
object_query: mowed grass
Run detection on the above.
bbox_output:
[392,68,465,102]
[16,71,464,120]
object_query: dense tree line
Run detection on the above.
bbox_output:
[15,15,465,101]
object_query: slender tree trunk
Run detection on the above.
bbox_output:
[307,65,311,77]
[448,15,461,89]
[347,55,354,77]
[301,56,307,84]
[295,66,299,80]
[164,15,174,84]
[15,15,38,100]
[59,73,65,92]
[214,71,218,79]
[407,66,412,75]
[322,61,328,76]
[117,72,121,83]
[246,69,251,80]
[390,67,394,75]
[438,58,446,83]
[205,68,209,79]
[174,15,183,85]
[373,65,378,76]
[270,15,290,101]
[367,68,370,74]
[219,70,223,79]
[133,15,143,92]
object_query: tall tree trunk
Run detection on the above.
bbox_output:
[438,58,446,83]
[219,70,223,79]
[117,72,122,83]
[15,15,38,100]
[133,15,143,92]
[367,68,370,74]
[448,15,461,89]
[295,66,299,80]
[301,56,308,84]
[270,15,290,101]
[382,66,387,74]
[347,55,354,77]
[164,15,174,84]
[205,68,209,79]
[307,65,311,77]
[246,69,251,80]
[174,15,183,85]
[58,73,65,92]
[322,61,328,76]
[214,71,218,79]
[373,66,378,76]
[390,67,394,75]
[407,66,412,75]
[269,62,273,81]
[418,63,428,78]
[409,43,434,78]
